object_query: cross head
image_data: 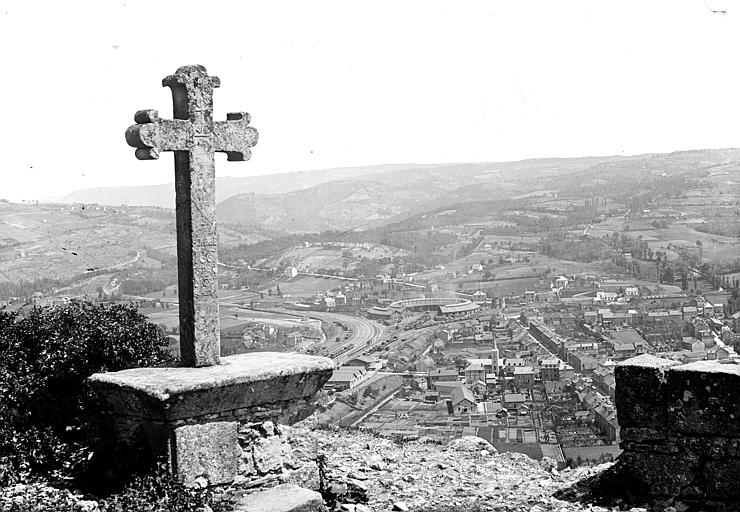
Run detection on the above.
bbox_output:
[125,64,258,367]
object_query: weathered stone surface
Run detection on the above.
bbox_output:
[675,435,740,459]
[89,352,334,420]
[446,436,496,453]
[609,356,740,504]
[702,459,740,500]
[615,354,679,428]
[666,360,740,436]
[615,452,699,497]
[619,427,667,444]
[234,483,326,512]
[252,435,295,474]
[172,421,239,486]
[125,64,258,367]
[88,352,332,486]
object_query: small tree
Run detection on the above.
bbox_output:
[453,356,467,371]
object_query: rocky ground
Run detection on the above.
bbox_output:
[232,424,643,512]
[2,425,709,512]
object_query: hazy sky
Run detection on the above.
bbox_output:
[0,0,737,202]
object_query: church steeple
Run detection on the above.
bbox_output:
[491,334,500,375]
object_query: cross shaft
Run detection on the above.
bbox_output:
[125,65,258,367]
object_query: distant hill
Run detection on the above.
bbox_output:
[217,149,740,232]
[57,149,740,233]
[56,164,447,208]
[215,159,615,232]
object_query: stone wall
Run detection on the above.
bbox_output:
[613,354,740,502]
[89,352,335,486]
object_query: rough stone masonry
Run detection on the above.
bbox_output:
[89,65,334,487]
[610,354,740,504]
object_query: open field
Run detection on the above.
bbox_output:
[0,204,175,282]
[591,215,740,264]
[271,243,406,273]
[266,276,347,297]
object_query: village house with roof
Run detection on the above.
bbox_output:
[449,386,476,415]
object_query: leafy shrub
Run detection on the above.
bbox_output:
[0,482,83,512]
[0,302,176,485]
[0,467,230,512]
[97,464,228,512]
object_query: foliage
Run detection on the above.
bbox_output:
[540,236,612,263]
[97,464,228,512]
[0,482,83,512]
[0,302,176,486]
[118,270,173,296]
[220,224,459,273]
[0,276,65,300]
[0,466,229,512]
[695,219,740,238]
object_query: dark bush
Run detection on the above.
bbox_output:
[0,466,230,512]
[97,464,228,512]
[0,302,176,485]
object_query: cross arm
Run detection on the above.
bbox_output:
[213,112,259,161]
[125,109,193,160]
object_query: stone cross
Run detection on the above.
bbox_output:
[125,65,258,367]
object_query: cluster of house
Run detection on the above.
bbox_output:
[575,382,620,442]
[323,355,387,391]
[517,300,739,443]
[324,365,371,391]
[425,364,532,418]
[583,299,726,329]
[435,320,493,347]
[527,291,739,365]
[220,322,322,356]
[423,326,581,418]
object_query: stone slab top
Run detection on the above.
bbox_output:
[90,352,335,401]
[618,354,681,369]
[672,360,740,376]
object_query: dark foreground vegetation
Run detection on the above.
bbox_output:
[0,302,226,511]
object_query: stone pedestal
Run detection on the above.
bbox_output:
[612,355,740,502]
[88,352,334,486]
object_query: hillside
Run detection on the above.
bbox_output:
[216,149,740,233]
[6,147,739,290]
[56,164,447,208]
[215,158,609,232]
[0,201,260,287]
[54,149,740,234]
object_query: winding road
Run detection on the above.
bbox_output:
[305,310,383,364]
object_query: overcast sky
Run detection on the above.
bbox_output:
[0,0,737,202]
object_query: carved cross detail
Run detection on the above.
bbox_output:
[125,65,258,367]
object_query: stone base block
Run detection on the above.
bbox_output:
[616,451,699,497]
[234,484,326,512]
[612,356,740,503]
[87,352,334,486]
[666,361,740,436]
[173,421,239,486]
[615,354,679,428]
